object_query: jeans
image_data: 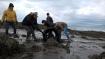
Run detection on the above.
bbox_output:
[64,26,70,39]
[4,22,16,35]
[63,26,72,42]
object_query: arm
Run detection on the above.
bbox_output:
[2,10,6,23]
[14,11,17,21]
[14,11,18,24]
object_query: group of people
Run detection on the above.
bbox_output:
[1,3,72,43]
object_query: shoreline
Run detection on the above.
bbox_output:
[69,29,105,39]
[0,28,105,39]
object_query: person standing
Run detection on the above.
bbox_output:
[2,3,18,36]
[46,12,53,27]
[43,13,54,39]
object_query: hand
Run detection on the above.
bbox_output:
[16,21,18,25]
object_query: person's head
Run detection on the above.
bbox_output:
[8,3,14,10]
[29,12,33,15]
[42,20,46,24]
[34,12,38,17]
[29,12,35,20]
[46,12,50,16]
[34,12,38,15]
[42,20,46,23]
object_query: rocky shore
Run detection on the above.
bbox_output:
[0,28,105,59]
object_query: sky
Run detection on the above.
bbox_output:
[0,0,105,31]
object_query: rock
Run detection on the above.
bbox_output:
[71,35,75,38]
[0,33,25,57]
[89,52,105,59]
[13,34,19,38]
[21,52,33,59]
[30,45,42,52]
[81,36,88,39]
[21,34,27,37]
[100,52,105,59]
[102,46,105,49]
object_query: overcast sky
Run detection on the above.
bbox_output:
[0,0,105,31]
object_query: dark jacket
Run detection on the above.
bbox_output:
[46,16,53,27]
[33,17,37,25]
[22,14,35,26]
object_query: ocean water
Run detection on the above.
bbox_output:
[68,20,105,32]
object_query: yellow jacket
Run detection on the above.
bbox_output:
[2,8,17,22]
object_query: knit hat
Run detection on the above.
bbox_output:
[9,3,14,7]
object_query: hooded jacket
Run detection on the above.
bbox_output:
[2,8,17,22]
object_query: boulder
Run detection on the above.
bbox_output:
[0,33,25,56]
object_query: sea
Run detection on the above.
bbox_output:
[68,19,105,32]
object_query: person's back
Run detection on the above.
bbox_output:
[46,13,53,27]
[22,12,35,26]
[46,16,53,23]
[54,22,67,31]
